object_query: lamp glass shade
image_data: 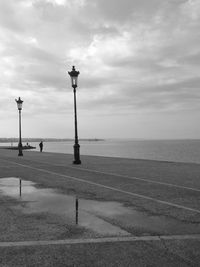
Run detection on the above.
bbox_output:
[71,76,78,87]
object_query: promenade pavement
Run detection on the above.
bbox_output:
[0,148,200,266]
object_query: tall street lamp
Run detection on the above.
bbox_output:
[68,66,81,164]
[15,97,23,156]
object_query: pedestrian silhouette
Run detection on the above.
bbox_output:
[39,141,43,152]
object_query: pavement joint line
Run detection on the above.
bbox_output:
[13,158,200,193]
[2,159,200,214]
[0,234,200,248]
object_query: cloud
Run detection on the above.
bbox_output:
[0,0,200,138]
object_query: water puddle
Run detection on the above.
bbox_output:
[0,178,129,237]
[0,177,200,237]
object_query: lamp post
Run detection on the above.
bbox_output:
[68,66,81,164]
[15,97,23,156]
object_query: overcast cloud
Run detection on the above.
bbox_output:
[1,0,200,139]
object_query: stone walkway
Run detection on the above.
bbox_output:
[0,149,200,266]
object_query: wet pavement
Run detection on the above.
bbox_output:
[0,177,200,237]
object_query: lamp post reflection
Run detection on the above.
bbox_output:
[75,197,79,224]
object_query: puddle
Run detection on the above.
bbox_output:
[0,177,200,237]
[0,178,129,237]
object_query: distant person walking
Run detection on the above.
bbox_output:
[39,141,43,152]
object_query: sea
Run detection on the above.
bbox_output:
[1,139,200,164]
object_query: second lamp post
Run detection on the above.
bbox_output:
[15,97,23,156]
[68,66,81,164]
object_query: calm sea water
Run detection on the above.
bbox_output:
[3,139,199,164]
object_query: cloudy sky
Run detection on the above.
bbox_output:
[1,0,200,139]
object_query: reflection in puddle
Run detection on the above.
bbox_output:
[0,178,129,237]
[0,177,200,237]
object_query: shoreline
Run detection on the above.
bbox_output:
[1,138,200,165]
[1,145,200,165]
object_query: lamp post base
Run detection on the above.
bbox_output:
[73,143,81,164]
[73,159,81,164]
[18,144,23,156]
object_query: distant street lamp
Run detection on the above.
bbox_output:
[15,97,23,156]
[68,66,81,164]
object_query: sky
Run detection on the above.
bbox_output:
[1,0,200,139]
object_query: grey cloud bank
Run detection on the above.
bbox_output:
[0,0,200,139]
